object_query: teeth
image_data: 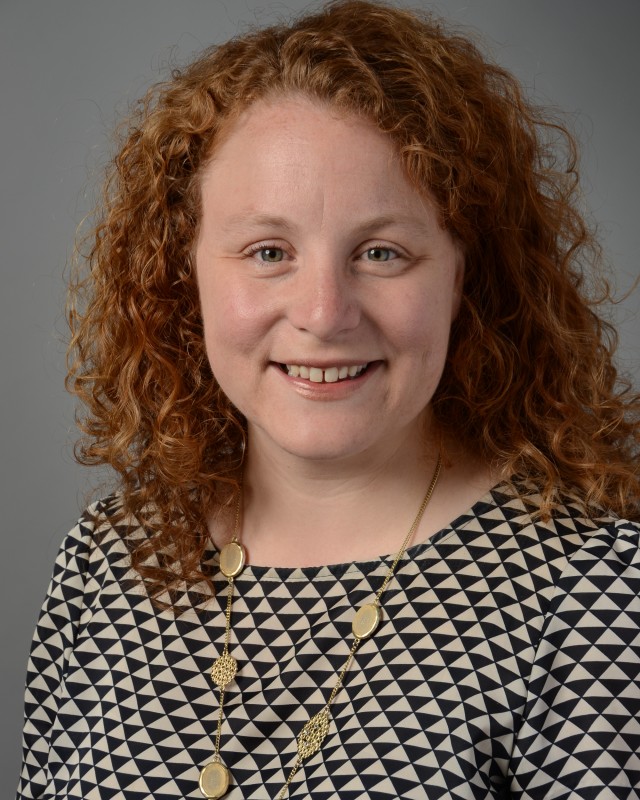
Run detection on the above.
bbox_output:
[285,363,368,382]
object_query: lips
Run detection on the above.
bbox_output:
[280,363,369,383]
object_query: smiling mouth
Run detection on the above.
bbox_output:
[279,363,370,383]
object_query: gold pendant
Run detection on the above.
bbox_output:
[220,541,245,578]
[210,652,237,687]
[297,708,330,760]
[352,602,381,639]
[199,761,230,798]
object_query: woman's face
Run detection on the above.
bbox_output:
[196,96,463,465]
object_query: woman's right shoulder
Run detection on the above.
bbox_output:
[40,493,165,629]
[55,493,153,583]
[71,492,152,539]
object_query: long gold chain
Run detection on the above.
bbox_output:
[199,456,442,799]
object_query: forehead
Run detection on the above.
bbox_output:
[199,94,429,213]
[204,94,409,176]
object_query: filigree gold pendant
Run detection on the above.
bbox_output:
[297,708,330,760]
[210,653,237,688]
[199,761,230,799]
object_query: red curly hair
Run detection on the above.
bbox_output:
[68,0,640,602]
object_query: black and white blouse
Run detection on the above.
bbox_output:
[18,485,640,798]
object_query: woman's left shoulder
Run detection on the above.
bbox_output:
[509,511,640,794]
[559,513,640,578]
[478,484,640,609]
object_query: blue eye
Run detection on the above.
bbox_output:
[256,247,284,262]
[365,247,395,262]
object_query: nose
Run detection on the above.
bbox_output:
[287,258,361,340]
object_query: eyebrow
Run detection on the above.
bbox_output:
[220,214,295,235]
[349,215,434,237]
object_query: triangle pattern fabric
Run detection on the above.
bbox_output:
[18,485,640,798]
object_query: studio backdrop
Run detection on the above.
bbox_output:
[2,1,638,794]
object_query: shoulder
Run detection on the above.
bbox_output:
[565,515,640,567]
[488,481,639,559]
[531,488,640,586]
[466,483,640,610]
[67,492,151,545]
[544,514,640,617]
[53,493,150,590]
[496,485,640,644]
[37,494,161,646]
[508,510,640,792]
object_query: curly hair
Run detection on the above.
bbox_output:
[68,0,640,603]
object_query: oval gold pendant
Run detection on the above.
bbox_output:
[199,761,230,798]
[352,603,381,639]
[220,541,245,578]
[210,652,237,687]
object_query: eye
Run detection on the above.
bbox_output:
[356,242,411,276]
[252,246,285,263]
[364,246,397,262]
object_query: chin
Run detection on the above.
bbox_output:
[284,438,370,463]
[257,423,378,463]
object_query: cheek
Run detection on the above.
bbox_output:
[390,288,454,356]
[199,275,272,358]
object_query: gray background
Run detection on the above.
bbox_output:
[2,0,638,793]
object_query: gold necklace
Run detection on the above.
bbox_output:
[199,456,442,800]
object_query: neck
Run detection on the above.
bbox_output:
[209,426,497,569]
[237,425,434,568]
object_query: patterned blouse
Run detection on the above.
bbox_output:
[18,484,640,799]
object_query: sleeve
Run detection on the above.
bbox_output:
[16,510,96,799]
[509,520,640,799]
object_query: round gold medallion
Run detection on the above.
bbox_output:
[352,603,381,639]
[220,541,245,578]
[199,761,230,799]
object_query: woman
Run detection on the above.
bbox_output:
[18,1,640,798]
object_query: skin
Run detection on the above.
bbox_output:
[196,95,493,567]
